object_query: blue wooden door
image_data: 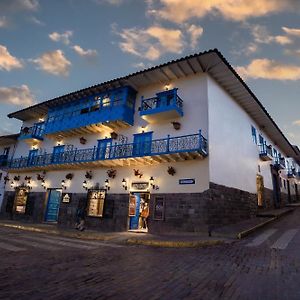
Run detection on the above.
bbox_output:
[52,145,64,163]
[45,189,62,222]
[129,193,141,230]
[28,149,38,166]
[133,132,152,156]
[97,139,112,160]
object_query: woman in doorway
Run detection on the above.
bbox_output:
[140,202,149,229]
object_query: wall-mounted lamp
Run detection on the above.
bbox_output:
[122,178,127,190]
[83,180,88,191]
[105,179,110,191]
[61,180,66,190]
[149,176,159,190]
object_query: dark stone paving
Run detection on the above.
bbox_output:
[1,210,300,299]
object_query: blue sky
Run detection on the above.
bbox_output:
[1,0,300,146]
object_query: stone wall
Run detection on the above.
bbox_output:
[58,193,129,231]
[149,182,257,234]
[0,191,46,222]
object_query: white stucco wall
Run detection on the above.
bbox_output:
[207,76,291,194]
[8,73,210,194]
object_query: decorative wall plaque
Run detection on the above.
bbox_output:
[131,182,149,190]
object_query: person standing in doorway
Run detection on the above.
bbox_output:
[141,202,149,229]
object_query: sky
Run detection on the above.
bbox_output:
[1,0,300,146]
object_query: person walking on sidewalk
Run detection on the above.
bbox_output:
[75,202,86,231]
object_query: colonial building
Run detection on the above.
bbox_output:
[0,49,299,233]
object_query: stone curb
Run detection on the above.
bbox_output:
[237,208,294,239]
[126,238,225,248]
[0,223,114,241]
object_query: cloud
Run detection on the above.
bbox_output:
[0,85,35,107]
[0,16,8,28]
[186,25,203,50]
[29,16,45,26]
[94,0,124,4]
[0,0,39,12]
[282,26,300,37]
[49,31,73,45]
[31,50,71,76]
[72,45,97,57]
[250,24,292,45]
[293,120,300,126]
[148,0,298,23]
[115,25,184,60]
[236,59,300,80]
[0,45,23,71]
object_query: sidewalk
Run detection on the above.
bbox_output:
[212,206,295,239]
[0,206,295,247]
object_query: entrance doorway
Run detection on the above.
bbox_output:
[45,189,62,222]
[128,192,150,232]
[271,166,281,208]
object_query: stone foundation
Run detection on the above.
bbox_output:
[0,183,260,233]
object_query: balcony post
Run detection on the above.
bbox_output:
[93,146,96,160]
[167,135,170,152]
[199,129,202,150]
[74,148,77,162]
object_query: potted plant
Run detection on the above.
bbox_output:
[85,171,93,179]
[66,173,74,180]
[172,122,181,130]
[107,169,117,179]
[80,137,87,144]
[13,175,20,181]
[22,127,29,134]
[167,166,176,176]
[4,175,9,184]
[37,173,44,181]
[110,132,118,140]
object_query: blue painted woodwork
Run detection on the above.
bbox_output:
[129,193,141,230]
[52,145,65,163]
[44,86,136,135]
[274,156,286,169]
[133,132,153,156]
[0,154,8,167]
[45,189,62,222]
[140,88,183,120]
[97,139,112,160]
[7,131,208,170]
[28,149,38,166]
[258,143,273,161]
[19,122,45,141]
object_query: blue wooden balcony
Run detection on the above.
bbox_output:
[44,86,136,137]
[274,157,285,169]
[0,154,8,167]
[19,122,45,142]
[7,131,208,171]
[259,144,273,161]
[287,168,296,178]
[140,88,183,123]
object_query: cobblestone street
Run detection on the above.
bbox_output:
[1,210,300,299]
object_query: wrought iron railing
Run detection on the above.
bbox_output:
[274,157,285,168]
[8,131,208,170]
[141,88,183,113]
[19,123,45,140]
[258,144,272,157]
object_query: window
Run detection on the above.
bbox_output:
[87,190,106,217]
[258,134,264,145]
[273,148,278,158]
[251,126,257,144]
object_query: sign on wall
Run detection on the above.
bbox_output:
[15,188,28,214]
[128,195,136,216]
[62,193,72,203]
[179,178,195,185]
[131,182,149,191]
[153,196,165,221]
[87,190,106,217]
